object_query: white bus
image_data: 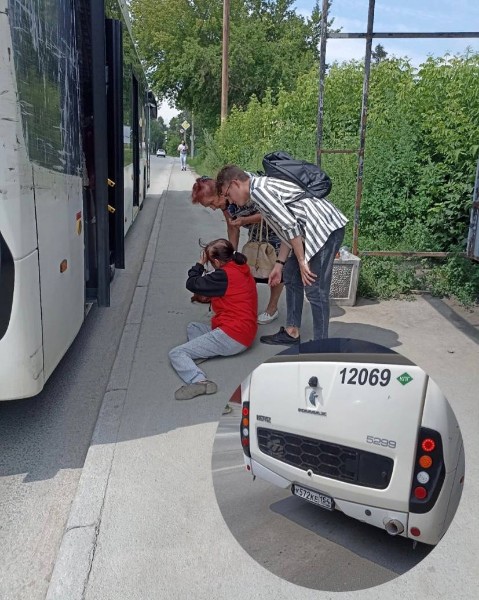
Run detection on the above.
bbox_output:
[240,339,465,546]
[0,0,156,401]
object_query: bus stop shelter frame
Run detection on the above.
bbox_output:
[316,0,479,261]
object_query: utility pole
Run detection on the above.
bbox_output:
[190,113,194,158]
[221,0,230,123]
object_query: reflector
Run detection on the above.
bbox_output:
[414,486,427,500]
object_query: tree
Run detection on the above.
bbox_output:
[166,112,189,155]
[130,0,320,129]
[372,44,388,63]
[150,116,166,151]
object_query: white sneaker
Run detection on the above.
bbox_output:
[257,310,279,325]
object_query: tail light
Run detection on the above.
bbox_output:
[410,427,445,514]
[240,401,251,458]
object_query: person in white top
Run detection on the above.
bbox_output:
[178,141,188,171]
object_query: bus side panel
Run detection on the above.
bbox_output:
[0,7,37,260]
[0,252,44,400]
[409,379,465,544]
[33,166,84,382]
[0,3,44,400]
[0,140,38,263]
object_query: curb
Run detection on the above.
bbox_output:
[45,192,166,600]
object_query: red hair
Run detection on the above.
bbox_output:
[192,177,217,204]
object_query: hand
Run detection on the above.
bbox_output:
[199,250,207,265]
[299,259,316,286]
[268,263,283,287]
[230,216,244,228]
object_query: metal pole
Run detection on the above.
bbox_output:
[190,113,195,158]
[316,0,329,169]
[221,0,230,123]
[352,0,375,256]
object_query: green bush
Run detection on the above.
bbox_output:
[193,53,479,306]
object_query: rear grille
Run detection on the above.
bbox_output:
[257,428,393,489]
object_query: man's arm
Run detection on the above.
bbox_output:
[222,209,240,250]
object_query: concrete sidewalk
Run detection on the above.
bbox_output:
[47,163,479,600]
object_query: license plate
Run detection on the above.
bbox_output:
[292,484,334,511]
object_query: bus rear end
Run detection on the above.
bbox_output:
[240,340,464,546]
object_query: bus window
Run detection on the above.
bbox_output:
[0,233,14,341]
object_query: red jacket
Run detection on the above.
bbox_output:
[186,260,258,347]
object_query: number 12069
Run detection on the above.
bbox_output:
[339,367,391,386]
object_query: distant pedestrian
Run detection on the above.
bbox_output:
[216,165,347,345]
[191,176,284,324]
[169,238,258,400]
[178,141,188,171]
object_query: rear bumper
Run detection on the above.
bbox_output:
[249,458,414,543]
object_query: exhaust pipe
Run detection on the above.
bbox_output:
[383,518,405,536]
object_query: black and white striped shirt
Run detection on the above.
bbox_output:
[248,175,348,262]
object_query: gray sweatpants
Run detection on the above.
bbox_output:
[168,322,248,384]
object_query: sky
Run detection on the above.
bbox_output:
[158,0,479,124]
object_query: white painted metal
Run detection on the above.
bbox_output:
[33,165,84,381]
[0,3,37,261]
[0,253,44,399]
[0,4,44,399]
[0,3,83,399]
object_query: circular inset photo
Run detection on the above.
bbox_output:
[212,338,465,592]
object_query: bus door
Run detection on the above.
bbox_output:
[105,18,125,270]
[132,75,140,210]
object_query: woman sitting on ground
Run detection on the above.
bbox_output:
[191,176,284,325]
[169,238,258,400]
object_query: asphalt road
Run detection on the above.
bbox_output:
[0,157,172,600]
[212,402,433,592]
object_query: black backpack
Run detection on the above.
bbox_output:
[262,151,332,199]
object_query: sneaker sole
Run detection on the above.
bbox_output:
[259,337,300,345]
[257,314,279,325]
[175,381,217,400]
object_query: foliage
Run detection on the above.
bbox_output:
[357,258,418,300]
[417,255,479,306]
[372,44,388,63]
[150,117,167,152]
[130,0,319,128]
[412,54,479,249]
[165,117,183,156]
[192,51,479,304]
